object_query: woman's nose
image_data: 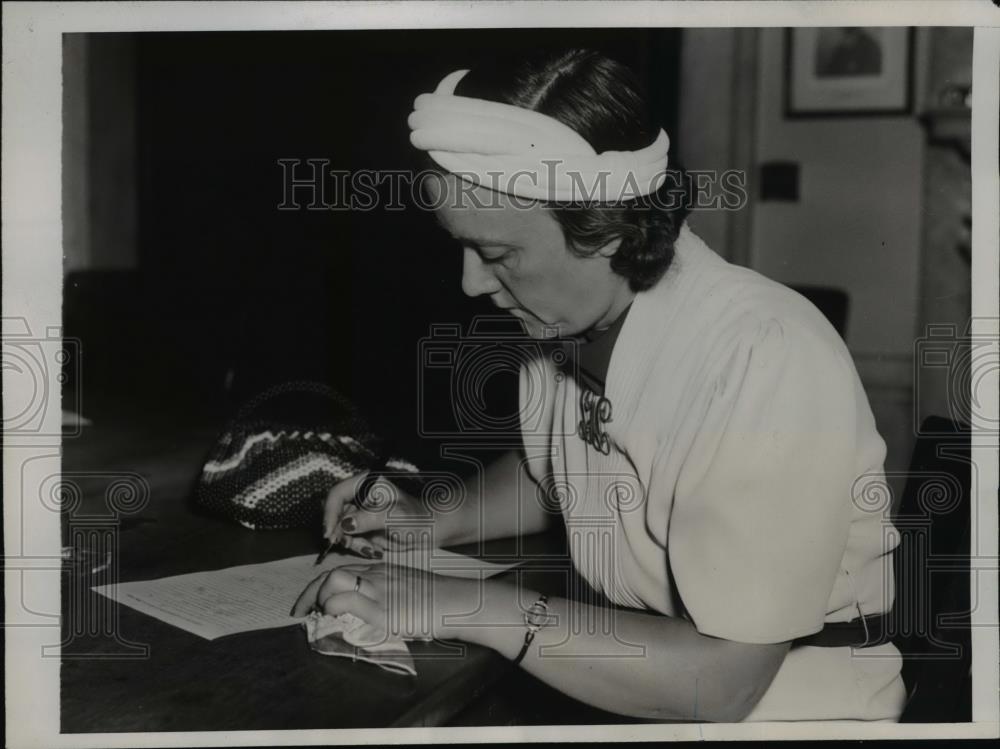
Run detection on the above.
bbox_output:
[461,248,502,298]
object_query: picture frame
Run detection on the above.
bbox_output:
[785,27,914,118]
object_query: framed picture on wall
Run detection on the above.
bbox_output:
[785,27,913,117]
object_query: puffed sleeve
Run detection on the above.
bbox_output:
[667,317,859,644]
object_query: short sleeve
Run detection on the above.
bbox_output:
[667,318,859,644]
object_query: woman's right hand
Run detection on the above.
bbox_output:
[322,471,430,558]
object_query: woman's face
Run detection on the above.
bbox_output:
[425,174,634,339]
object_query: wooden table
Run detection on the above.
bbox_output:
[59,422,576,732]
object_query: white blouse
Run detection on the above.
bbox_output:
[517,224,906,721]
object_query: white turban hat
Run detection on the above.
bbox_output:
[408,69,670,203]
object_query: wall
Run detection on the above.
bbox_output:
[677,28,757,266]
[62,34,138,272]
[749,28,929,495]
[751,29,925,357]
[678,29,960,498]
[67,30,683,435]
[63,35,90,272]
[916,27,973,429]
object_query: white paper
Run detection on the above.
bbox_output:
[91,549,517,640]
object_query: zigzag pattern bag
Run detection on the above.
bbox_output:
[195,381,421,530]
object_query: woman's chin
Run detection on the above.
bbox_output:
[505,307,563,338]
[523,319,563,339]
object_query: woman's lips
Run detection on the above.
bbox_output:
[493,302,540,324]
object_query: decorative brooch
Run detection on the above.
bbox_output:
[578,387,613,455]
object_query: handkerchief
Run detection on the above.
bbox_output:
[304,611,420,677]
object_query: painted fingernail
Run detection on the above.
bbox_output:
[360,546,374,559]
[341,516,356,532]
[373,549,384,559]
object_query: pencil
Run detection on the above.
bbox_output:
[315,460,389,565]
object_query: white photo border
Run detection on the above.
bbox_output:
[3,2,998,747]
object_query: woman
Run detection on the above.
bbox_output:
[294,49,906,722]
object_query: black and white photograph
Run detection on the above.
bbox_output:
[3,2,998,746]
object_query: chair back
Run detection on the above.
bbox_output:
[891,416,972,722]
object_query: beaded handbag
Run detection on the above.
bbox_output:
[195,381,421,530]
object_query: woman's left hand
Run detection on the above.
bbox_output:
[290,562,477,642]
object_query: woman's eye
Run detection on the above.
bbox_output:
[460,243,513,267]
[482,250,513,266]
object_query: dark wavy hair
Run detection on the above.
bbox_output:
[453,49,692,292]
